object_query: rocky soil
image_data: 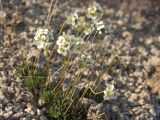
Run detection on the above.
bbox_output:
[0,0,160,120]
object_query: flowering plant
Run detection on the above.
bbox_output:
[16,1,123,119]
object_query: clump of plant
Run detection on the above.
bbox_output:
[15,1,122,119]
[16,63,86,119]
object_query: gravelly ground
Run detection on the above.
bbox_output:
[0,0,160,120]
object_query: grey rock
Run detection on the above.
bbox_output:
[81,98,97,108]
[3,111,13,119]
[40,116,48,120]
[87,103,110,120]
[37,109,43,116]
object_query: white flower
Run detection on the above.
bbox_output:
[66,13,79,27]
[103,84,118,100]
[87,2,103,21]
[57,47,68,56]
[95,21,105,34]
[56,36,66,46]
[34,28,53,49]
[56,35,84,56]
[35,40,50,49]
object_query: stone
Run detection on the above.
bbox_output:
[137,79,143,85]
[87,103,110,120]
[116,10,124,17]
[143,104,152,110]
[40,116,48,120]
[12,112,26,118]
[149,108,155,115]
[132,107,142,115]
[122,31,133,41]
[151,47,159,56]
[4,111,13,119]
[129,93,138,102]
[102,73,112,81]
[140,90,150,100]
[81,98,97,108]
[138,99,145,105]
[20,118,30,120]
[37,109,43,116]
[0,62,5,68]
[135,86,142,93]
[124,91,132,98]
[24,103,35,115]
[117,20,124,26]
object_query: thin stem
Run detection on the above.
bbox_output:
[44,45,57,70]
[64,83,103,114]
[22,59,36,93]
[64,99,74,114]
[76,12,87,37]
[61,61,79,99]
[53,55,71,91]
[50,64,64,79]
[58,21,66,35]
[0,0,3,10]
[34,49,41,75]
[82,24,95,40]
[88,86,103,95]
[84,30,97,52]
[48,0,59,25]
[73,86,88,111]
[46,0,54,26]
[65,70,82,100]
[18,75,48,78]
[44,48,51,88]
[43,45,56,88]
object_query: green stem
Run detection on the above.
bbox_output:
[44,47,52,89]
[58,21,66,35]
[88,86,104,95]
[76,12,88,37]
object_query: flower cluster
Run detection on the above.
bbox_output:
[66,13,79,27]
[95,21,105,34]
[65,2,108,37]
[87,2,103,21]
[56,35,84,56]
[34,28,53,49]
[103,84,118,100]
